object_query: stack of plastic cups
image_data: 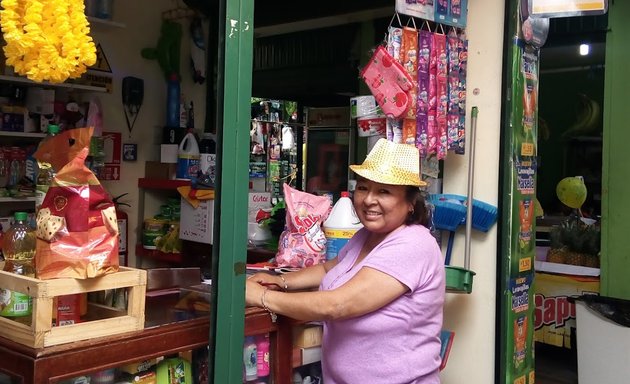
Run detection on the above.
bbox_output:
[350,95,387,152]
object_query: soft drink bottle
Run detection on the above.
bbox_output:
[0,211,36,325]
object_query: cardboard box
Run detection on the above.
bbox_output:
[179,198,214,244]
[292,324,323,348]
[145,161,177,180]
[248,192,272,222]
[0,267,147,348]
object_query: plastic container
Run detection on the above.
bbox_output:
[199,132,217,183]
[156,355,192,383]
[166,74,181,128]
[243,336,257,381]
[176,132,200,179]
[35,124,59,210]
[323,191,363,260]
[256,334,270,378]
[0,212,36,324]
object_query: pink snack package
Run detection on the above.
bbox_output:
[275,184,331,268]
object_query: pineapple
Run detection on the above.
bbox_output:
[563,218,586,266]
[582,224,601,268]
[546,224,567,264]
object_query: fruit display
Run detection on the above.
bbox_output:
[546,216,600,268]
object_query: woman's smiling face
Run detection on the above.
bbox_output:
[353,177,412,235]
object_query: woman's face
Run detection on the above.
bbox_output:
[353,178,412,235]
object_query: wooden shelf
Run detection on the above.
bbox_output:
[0,196,36,203]
[0,75,108,93]
[0,131,46,139]
[136,244,183,264]
[87,16,126,28]
[138,178,191,190]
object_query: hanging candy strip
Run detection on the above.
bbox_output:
[0,0,96,83]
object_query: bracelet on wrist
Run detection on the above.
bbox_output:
[261,288,277,322]
[278,274,288,291]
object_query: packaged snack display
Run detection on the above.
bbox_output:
[33,127,119,279]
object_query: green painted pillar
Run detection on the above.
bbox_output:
[600,1,630,299]
[211,0,254,382]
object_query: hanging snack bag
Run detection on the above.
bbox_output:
[34,127,119,279]
[276,184,331,268]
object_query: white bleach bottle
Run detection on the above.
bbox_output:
[176,131,200,179]
[323,191,363,260]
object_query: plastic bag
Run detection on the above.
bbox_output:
[34,127,119,279]
[275,184,331,268]
[573,294,630,328]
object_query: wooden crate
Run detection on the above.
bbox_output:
[0,266,147,348]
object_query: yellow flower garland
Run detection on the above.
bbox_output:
[0,0,96,83]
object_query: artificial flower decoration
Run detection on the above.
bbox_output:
[0,0,97,83]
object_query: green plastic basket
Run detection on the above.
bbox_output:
[445,266,475,294]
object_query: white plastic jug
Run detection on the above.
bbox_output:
[323,191,363,260]
[176,132,200,179]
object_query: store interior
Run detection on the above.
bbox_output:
[0,1,609,382]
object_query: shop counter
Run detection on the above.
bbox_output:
[534,262,600,349]
[0,292,297,384]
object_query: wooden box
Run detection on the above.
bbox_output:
[0,266,147,348]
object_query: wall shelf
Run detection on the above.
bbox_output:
[138,178,191,190]
[0,131,45,139]
[0,75,108,93]
[87,16,126,29]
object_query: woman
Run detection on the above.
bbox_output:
[246,139,445,383]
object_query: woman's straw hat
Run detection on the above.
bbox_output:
[349,138,426,187]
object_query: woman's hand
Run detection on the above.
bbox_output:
[245,278,266,307]
[247,272,284,291]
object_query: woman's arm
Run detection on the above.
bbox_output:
[246,266,407,322]
[248,258,338,292]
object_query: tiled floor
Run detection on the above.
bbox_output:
[535,343,578,384]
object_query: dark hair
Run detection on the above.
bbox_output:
[405,186,430,227]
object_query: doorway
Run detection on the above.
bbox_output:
[535,12,607,384]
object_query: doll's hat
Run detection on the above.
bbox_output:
[349,138,425,187]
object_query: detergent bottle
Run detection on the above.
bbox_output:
[176,131,200,179]
[323,192,363,260]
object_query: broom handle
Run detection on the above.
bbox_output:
[464,107,478,270]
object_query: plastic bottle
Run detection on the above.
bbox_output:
[0,212,36,325]
[256,334,270,378]
[35,124,59,211]
[243,336,257,381]
[166,73,181,128]
[176,131,200,179]
[323,191,363,260]
[199,132,217,184]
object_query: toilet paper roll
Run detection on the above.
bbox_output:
[160,144,179,163]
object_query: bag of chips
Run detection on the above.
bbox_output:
[275,184,331,268]
[34,127,119,279]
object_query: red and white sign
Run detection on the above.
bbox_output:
[101,132,121,180]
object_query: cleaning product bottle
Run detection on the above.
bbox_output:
[166,73,180,128]
[256,334,270,378]
[323,192,363,260]
[35,124,59,211]
[199,132,216,184]
[176,130,200,179]
[243,336,257,381]
[0,212,36,325]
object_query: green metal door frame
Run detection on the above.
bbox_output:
[600,0,630,299]
[210,0,254,382]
